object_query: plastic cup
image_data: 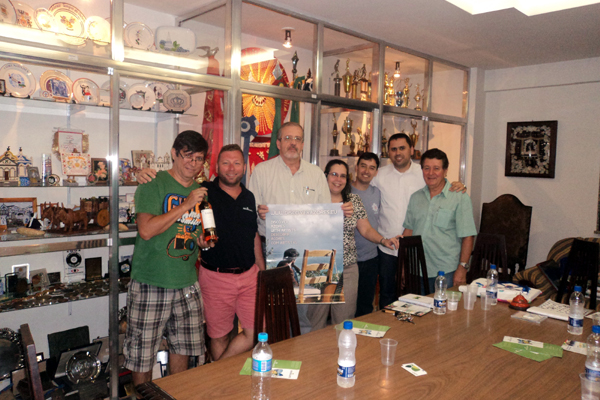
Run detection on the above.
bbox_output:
[378,366,392,389]
[464,292,476,310]
[481,293,491,310]
[468,284,479,295]
[580,373,600,399]
[448,292,460,311]
[380,338,398,366]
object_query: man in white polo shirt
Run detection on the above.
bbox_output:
[372,133,464,309]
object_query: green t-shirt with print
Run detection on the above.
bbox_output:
[131,170,201,289]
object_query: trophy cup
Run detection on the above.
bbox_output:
[330,114,340,156]
[410,120,421,159]
[342,116,353,147]
[351,69,360,99]
[381,129,388,158]
[401,78,411,108]
[332,59,342,97]
[291,51,299,84]
[386,74,396,106]
[342,59,352,98]
[359,64,369,101]
[384,73,390,105]
[356,128,364,156]
[414,84,423,111]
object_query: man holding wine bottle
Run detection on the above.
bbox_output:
[123,131,208,386]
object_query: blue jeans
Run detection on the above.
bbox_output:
[355,256,379,317]
[426,271,455,295]
[378,249,399,310]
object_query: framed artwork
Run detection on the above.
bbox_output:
[0,197,37,228]
[91,158,108,183]
[52,130,87,158]
[26,166,40,185]
[61,152,91,176]
[131,150,154,168]
[12,263,30,280]
[0,79,5,95]
[30,268,49,289]
[505,121,557,178]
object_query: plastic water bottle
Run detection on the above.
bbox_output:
[252,332,272,400]
[433,271,447,315]
[486,265,499,306]
[587,325,600,381]
[568,286,585,335]
[337,321,357,388]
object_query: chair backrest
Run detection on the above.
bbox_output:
[555,239,600,309]
[20,324,44,400]
[254,268,301,346]
[298,249,337,304]
[480,194,532,275]
[397,236,430,296]
[467,233,509,283]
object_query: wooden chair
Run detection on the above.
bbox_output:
[479,194,532,276]
[467,233,509,283]
[19,324,44,400]
[253,268,301,346]
[555,239,600,309]
[397,236,430,296]
[297,249,339,303]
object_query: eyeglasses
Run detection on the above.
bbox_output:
[281,135,303,142]
[179,152,204,165]
[328,172,347,179]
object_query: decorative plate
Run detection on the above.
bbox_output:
[47,174,60,186]
[144,80,174,110]
[0,62,36,98]
[12,1,34,28]
[100,80,128,108]
[154,26,196,54]
[40,69,72,102]
[34,8,58,32]
[72,77,99,105]
[0,0,17,24]
[163,89,191,113]
[84,16,110,45]
[49,2,86,46]
[124,22,153,50]
[0,328,23,380]
[66,351,101,384]
[126,82,156,111]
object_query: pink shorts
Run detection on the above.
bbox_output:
[199,264,258,339]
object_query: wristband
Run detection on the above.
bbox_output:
[380,238,385,245]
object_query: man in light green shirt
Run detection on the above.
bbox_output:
[403,148,476,293]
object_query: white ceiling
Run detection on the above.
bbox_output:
[129,0,600,70]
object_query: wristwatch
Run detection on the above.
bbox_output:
[459,262,469,271]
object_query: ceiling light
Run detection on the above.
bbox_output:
[283,29,292,48]
[393,61,401,78]
[446,0,600,16]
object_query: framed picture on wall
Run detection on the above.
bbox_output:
[0,197,37,228]
[91,158,108,184]
[505,120,557,178]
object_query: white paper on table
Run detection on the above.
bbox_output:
[458,278,542,303]
[503,336,544,348]
[398,294,434,308]
[562,340,587,355]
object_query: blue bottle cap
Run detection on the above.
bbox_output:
[593,326,600,334]
[575,286,582,293]
[343,321,353,330]
[258,332,268,342]
[490,265,497,270]
[438,271,445,276]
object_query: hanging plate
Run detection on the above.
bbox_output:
[0,62,36,98]
[124,22,153,50]
[49,2,86,46]
[72,77,100,105]
[40,69,73,102]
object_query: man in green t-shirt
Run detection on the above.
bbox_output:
[123,131,208,386]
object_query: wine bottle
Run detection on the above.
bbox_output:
[200,195,218,244]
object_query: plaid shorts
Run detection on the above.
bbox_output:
[123,280,205,373]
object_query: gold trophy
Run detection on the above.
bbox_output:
[351,69,360,99]
[367,71,372,100]
[332,59,342,97]
[342,59,352,98]
[330,114,340,156]
[342,116,355,156]
[410,119,420,159]
[401,78,411,108]
[359,64,369,101]
[414,84,423,111]
[383,73,390,105]
[291,51,299,84]
[386,74,395,106]
[356,128,364,156]
[381,129,388,158]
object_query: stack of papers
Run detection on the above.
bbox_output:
[240,359,302,379]
[385,300,432,316]
[335,320,390,337]
[398,294,434,308]
[493,336,563,362]
[458,278,542,303]
[527,299,594,321]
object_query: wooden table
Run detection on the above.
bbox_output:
[155,299,587,399]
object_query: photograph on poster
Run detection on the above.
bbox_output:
[266,204,344,304]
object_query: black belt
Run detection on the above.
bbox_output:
[201,259,251,275]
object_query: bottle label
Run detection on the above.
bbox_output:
[252,358,272,373]
[569,317,583,328]
[200,209,216,230]
[486,290,497,300]
[337,364,355,378]
[434,299,447,308]
[586,367,600,381]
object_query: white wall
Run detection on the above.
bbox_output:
[472,57,600,267]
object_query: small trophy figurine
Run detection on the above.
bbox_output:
[381,129,388,158]
[356,128,364,156]
[342,59,352,98]
[332,59,342,96]
[330,114,340,156]
[414,84,423,111]
[342,116,353,147]
[410,119,420,159]
[401,78,411,108]
[386,74,396,106]
[291,51,299,84]
[351,69,360,99]
[384,73,390,105]
[359,64,369,101]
